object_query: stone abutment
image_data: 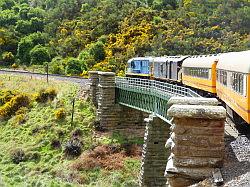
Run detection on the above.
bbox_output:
[88,71,147,138]
[165,97,226,187]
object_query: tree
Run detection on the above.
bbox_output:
[30,45,51,65]
[17,32,48,64]
[89,41,106,62]
[0,0,15,10]
[65,57,86,75]
[78,50,95,69]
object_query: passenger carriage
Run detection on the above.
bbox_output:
[182,55,219,94]
[216,51,250,124]
[153,56,187,82]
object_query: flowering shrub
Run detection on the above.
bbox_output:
[0,94,30,119]
[55,108,67,120]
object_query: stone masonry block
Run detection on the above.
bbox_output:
[167,105,226,119]
[167,97,220,108]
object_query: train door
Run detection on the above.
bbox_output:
[177,61,182,82]
[169,61,172,79]
[166,61,169,79]
[165,61,168,79]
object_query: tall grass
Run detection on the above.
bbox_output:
[0,74,141,186]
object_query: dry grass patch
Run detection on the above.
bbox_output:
[71,144,142,172]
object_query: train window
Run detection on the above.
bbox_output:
[132,60,141,70]
[184,67,210,79]
[231,72,246,96]
[131,61,135,68]
[217,70,227,86]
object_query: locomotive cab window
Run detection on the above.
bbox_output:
[131,60,149,74]
[131,60,142,73]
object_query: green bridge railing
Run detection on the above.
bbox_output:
[115,77,201,122]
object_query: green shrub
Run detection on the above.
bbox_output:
[0,94,30,119]
[15,106,28,115]
[11,63,19,69]
[65,57,86,75]
[11,148,26,164]
[30,45,51,65]
[13,114,27,125]
[35,88,57,103]
[64,139,82,158]
[50,56,65,74]
[55,108,66,120]
[2,51,15,65]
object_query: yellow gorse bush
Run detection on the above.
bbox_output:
[0,94,30,119]
[55,108,67,120]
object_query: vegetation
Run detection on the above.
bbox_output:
[0,75,142,186]
[0,0,249,76]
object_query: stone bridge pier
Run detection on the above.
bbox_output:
[89,71,148,138]
[165,97,226,187]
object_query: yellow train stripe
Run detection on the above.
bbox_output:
[217,89,250,113]
[126,73,150,77]
[183,79,216,88]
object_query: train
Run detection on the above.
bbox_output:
[126,50,250,125]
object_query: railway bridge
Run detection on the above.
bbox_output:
[89,71,226,187]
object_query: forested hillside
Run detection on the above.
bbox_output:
[0,0,249,75]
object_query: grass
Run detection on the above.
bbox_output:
[0,65,46,74]
[0,74,141,186]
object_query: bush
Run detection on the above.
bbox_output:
[11,148,26,164]
[2,51,15,65]
[65,57,86,75]
[11,63,19,69]
[50,139,61,149]
[50,56,65,74]
[30,45,51,65]
[64,139,82,158]
[14,106,28,124]
[14,114,27,125]
[0,94,30,119]
[35,88,57,103]
[55,108,66,120]
[0,90,17,106]
[15,106,28,115]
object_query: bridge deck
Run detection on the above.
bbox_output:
[115,77,201,122]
